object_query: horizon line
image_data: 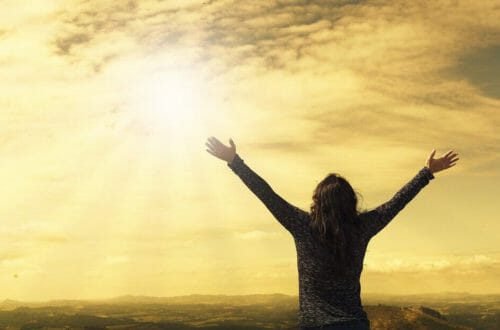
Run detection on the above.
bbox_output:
[3,291,500,304]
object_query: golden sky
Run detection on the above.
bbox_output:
[1,0,499,300]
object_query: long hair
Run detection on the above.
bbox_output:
[309,173,364,277]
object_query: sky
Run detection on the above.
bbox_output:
[0,0,499,301]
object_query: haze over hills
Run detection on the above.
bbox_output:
[1,292,498,329]
[3,291,500,308]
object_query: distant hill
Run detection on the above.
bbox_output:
[363,292,500,306]
[365,305,473,330]
[109,292,295,305]
[0,293,486,329]
[3,292,500,309]
[0,293,296,309]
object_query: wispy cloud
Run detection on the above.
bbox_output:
[365,253,500,273]
[362,252,500,294]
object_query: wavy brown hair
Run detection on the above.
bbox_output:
[309,172,365,277]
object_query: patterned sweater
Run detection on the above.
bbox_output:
[227,153,435,328]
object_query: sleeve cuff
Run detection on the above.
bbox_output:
[420,166,435,180]
[227,153,244,171]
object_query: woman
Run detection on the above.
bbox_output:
[205,136,459,330]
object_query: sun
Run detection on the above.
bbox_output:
[127,65,211,139]
[121,61,224,160]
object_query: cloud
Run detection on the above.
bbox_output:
[365,253,500,273]
[362,252,500,294]
[46,0,500,149]
[449,44,500,99]
[55,32,92,55]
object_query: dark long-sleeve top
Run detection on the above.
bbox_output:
[227,153,435,328]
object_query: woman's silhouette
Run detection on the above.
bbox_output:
[205,136,459,330]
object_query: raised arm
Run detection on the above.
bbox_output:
[361,148,459,239]
[205,136,307,236]
[226,153,306,236]
[362,166,434,239]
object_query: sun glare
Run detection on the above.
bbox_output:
[128,66,208,138]
[122,62,223,162]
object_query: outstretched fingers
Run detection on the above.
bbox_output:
[206,138,223,157]
[209,137,226,150]
[448,153,459,161]
[442,150,454,159]
[446,152,460,168]
[209,136,224,148]
[205,140,216,151]
[445,150,459,163]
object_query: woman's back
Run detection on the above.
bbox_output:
[294,215,370,327]
[292,166,436,328]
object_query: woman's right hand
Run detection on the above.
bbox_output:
[205,136,237,163]
[425,149,459,174]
